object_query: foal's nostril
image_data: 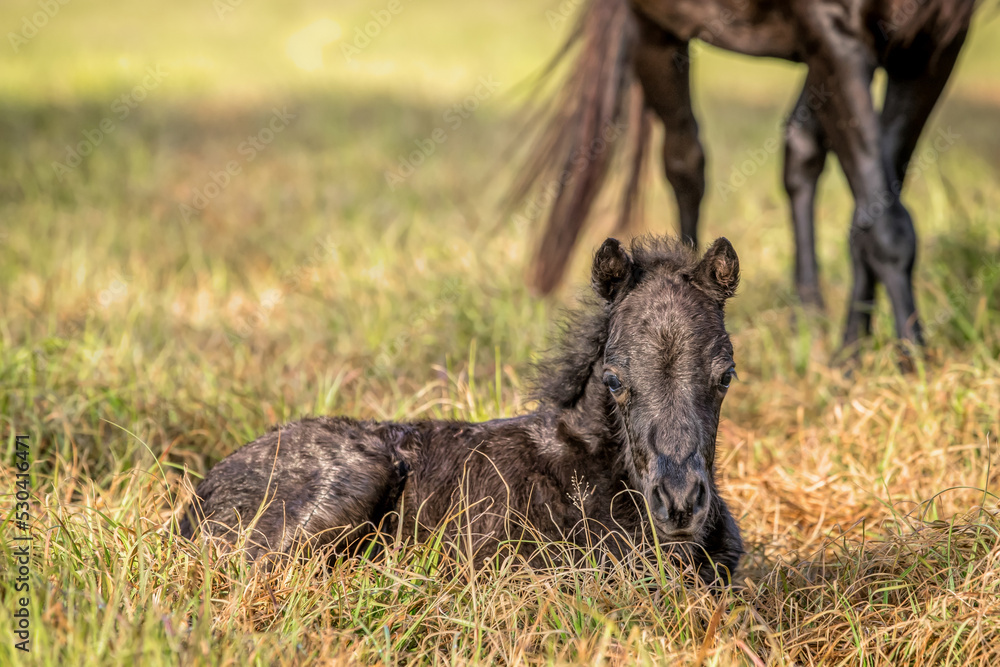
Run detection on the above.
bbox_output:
[688,479,708,515]
[652,477,709,531]
[650,485,670,523]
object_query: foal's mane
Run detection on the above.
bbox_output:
[531,236,701,409]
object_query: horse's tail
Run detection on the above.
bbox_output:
[888,0,977,52]
[505,0,647,294]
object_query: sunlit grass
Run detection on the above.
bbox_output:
[2,0,1000,664]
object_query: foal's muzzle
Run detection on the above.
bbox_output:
[649,470,710,539]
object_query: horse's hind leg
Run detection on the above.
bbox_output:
[180,420,410,563]
[783,76,830,310]
[880,33,968,200]
[632,17,704,247]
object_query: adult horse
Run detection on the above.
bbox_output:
[509,0,975,348]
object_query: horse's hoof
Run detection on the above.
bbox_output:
[893,339,929,374]
[832,342,862,375]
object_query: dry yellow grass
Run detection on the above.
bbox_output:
[2,0,1000,664]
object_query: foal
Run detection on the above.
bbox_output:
[180,236,744,583]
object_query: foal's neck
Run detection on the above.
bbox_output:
[552,357,621,457]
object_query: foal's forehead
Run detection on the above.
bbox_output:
[610,272,731,358]
[620,271,721,320]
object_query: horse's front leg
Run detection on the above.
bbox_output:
[783,75,830,311]
[632,15,705,247]
[800,5,922,348]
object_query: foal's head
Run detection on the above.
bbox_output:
[593,236,739,541]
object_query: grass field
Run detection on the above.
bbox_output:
[2,0,1000,664]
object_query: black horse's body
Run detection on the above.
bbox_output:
[180,236,745,583]
[511,0,976,349]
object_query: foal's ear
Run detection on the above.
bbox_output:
[693,237,740,303]
[591,238,635,301]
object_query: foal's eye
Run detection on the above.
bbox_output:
[719,368,736,390]
[603,372,623,393]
